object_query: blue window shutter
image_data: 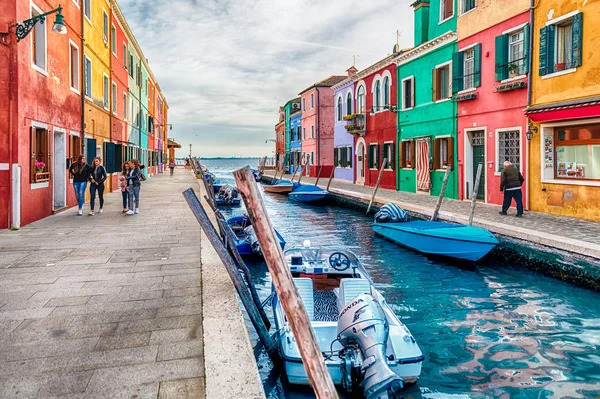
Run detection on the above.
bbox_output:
[523,24,530,74]
[571,13,583,68]
[474,44,482,87]
[495,34,508,80]
[452,51,464,94]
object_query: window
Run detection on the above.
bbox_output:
[335,147,353,168]
[440,0,453,21]
[383,77,390,107]
[129,53,134,77]
[495,26,530,80]
[103,11,108,42]
[123,44,127,67]
[84,56,92,98]
[461,0,475,14]
[310,152,314,164]
[453,45,481,92]
[103,75,109,110]
[31,5,47,71]
[311,126,314,139]
[401,140,415,168]
[310,94,314,109]
[302,98,306,111]
[374,80,381,108]
[433,64,451,100]
[30,127,50,183]
[334,148,339,167]
[69,42,79,91]
[497,130,521,171]
[402,77,414,110]
[433,137,454,169]
[148,116,153,133]
[553,124,600,180]
[463,49,475,89]
[346,147,352,168]
[346,92,352,115]
[111,25,117,54]
[539,13,582,75]
[84,0,91,21]
[337,97,342,122]
[70,134,82,161]
[303,128,306,140]
[368,144,379,169]
[508,30,525,75]
[296,126,301,141]
[382,143,394,170]
[112,82,117,115]
[123,93,128,120]
[357,85,365,113]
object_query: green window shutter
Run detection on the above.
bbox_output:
[115,144,123,172]
[495,34,508,80]
[86,138,96,164]
[474,44,482,87]
[571,13,583,68]
[539,25,556,75]
[523,23,530,74]
[452,51,464,94]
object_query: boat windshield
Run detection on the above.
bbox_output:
[284,247,361,269]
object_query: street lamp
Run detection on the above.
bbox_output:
[15,5,67,42]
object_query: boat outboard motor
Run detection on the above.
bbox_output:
[337,294,403,399]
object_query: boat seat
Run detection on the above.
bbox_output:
[338,278,371,310]
[293,278,314,321]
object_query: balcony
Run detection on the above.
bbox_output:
[343,113,366,137]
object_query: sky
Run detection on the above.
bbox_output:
[119,0,415,158]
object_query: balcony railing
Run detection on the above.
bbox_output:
[343,113,366,136]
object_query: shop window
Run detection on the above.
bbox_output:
[453,45,481,92]
[554,124,600,180]
[433,137,454,169]
[495,26,530,80]
[497,130,521,171]
[382,143,394,170]
[440,0,453,21]
[31,127,50,183]
[69,134,81,161]
[539,13,582,75]
[433,64,451,101]
[31,5,47,72]
[69,42,79,91]
[368,144,379,169]
[461,0,476,15]
[401,140,415,168]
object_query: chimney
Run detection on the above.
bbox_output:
[346,66,358,77]
[412,0,430,47]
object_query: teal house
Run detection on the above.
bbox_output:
[396,0,458,198]
[284,98,300,172]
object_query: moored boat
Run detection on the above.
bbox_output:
[288,184,329,203]
[273,243,423,397]
[214,185,241,207]
[225,215,285,256]
[263,179,293,194]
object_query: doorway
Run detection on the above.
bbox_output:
[355,139,365,185]
[53,129,67,209]
[465,129,486,201]
[416,139,430,192]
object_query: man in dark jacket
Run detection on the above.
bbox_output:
[499,161,525,217]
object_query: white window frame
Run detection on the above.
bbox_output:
[103,73,110,110]
[84,55,92,100]
[122,42,127,68]
[401,76,415,111]
[381,71,392,107]
[30,2,48,75]
[310,93,314,109]
[434,61,453,103]
[102,9,109,43]
[369,143,379,170]
[383,141,394,171]
[336,95,343,123]
[301,98,306,111]
[463,48,475,90]
[68,39,80,94]
[112,81,118,116]
[460,0,476,16]
[494,126,523,176]
[439,0,454,24]
[371,76,382,111]
[346,91,353,115]
[72,0,79,8]
[111,24,117,55]
[83,0,92,24]
[355,81,366,114]
[123,92,128,121]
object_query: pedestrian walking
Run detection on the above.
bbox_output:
[169,159,176,176]
[119,162,130,213]
[68,155,91,216]
[499,161,525,217]
[88,157,107,216]
[125,159,142,215]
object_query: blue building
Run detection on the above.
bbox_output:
[289,111,302,173]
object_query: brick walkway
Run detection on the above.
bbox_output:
[268,172,600,259]
[0,170,204,398]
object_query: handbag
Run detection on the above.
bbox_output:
[140,172,147,181]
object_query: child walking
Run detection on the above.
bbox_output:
[89,157,107,215]
[68,154,91,216]
[119,162,130,213]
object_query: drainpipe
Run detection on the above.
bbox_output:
[81,5,85,156]
[316,87,320,176]
[525,0,535,211]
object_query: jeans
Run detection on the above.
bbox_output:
[502,189,524,215]
[89,183,105,211]
[128,185,140,210]
[73,181,87,209]
[121,191,128,209]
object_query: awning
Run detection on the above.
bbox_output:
[525,96,600,123]
[167,139,182,149]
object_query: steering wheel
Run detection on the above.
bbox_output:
[329,252,351,271]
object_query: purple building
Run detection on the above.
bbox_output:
[332,67,357,182]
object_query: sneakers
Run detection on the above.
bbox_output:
[98,209,103,214]
[88,210,94,216]
[77,209,82,216]
[126,210,134,215]
[499,211,507,216]
[134,208,139,214]
[516,214,523,218]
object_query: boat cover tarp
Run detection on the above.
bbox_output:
[375,203,409,223]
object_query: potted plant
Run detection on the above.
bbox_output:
[345,161,351,168]
[507,63,520,78]
[35,161,46,173]
[555,62,566,71]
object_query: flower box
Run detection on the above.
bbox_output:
[34,172,50,182]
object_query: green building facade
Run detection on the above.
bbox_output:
[396,0,458,199]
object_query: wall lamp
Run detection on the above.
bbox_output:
[15,5,67,42]
[526,124,538,142]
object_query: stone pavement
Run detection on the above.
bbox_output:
[0,169,204,398]
[268,172,600,259]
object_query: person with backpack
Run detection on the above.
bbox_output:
[68,154,91,216]
[125,159,142,215]
[88,156,107,216]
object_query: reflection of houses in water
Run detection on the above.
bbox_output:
[442,276,599,396]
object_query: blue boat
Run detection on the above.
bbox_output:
[226,216,286,256]
[288,184,329,203]
[371,204,498,262]
[214,185,241,207]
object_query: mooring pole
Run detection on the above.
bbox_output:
[314,165,323,186]
[200,170,216,208]
[431,165,452,222]
[366,158,388,214]
[290,154,304,183]
[326,166,335,191]
[298,157,309,184]
[182,188,279,360]
[233,167,339,399]
[468,162,484,226]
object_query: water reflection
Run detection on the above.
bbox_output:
[202,159,600,399]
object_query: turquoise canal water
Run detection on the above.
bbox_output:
[202,158,600,399]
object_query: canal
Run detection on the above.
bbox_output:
[203,159,600,399]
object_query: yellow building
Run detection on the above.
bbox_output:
[526,0,600,221]
[83,0,112,188]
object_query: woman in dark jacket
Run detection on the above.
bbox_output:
[125,159,142,215]
[89,157,107,215]
[68,154,91,216]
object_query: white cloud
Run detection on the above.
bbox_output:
[119,0,415,157]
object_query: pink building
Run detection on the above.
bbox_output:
[299,76,346,177]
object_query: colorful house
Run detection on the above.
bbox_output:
[289,111,302,173]
[127,42,142,161]
[284,98,300,171]
[525,0,600,221]
[299,76,346,177]
[332,68,357,182]
[396,0,458,199]
[275,106,285,168]
[455,0,531,206]
[351,56,398,189]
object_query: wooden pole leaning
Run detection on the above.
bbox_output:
[366,158,388,214]
[326,166,335,191]
[199,170,216,208]
[431,165,452,222]
[182,188,279,360]
[298,157,309,184]
[314,165,323,186]
[290,154,305,183]
[233,167,339,399]
[468,162,484,226]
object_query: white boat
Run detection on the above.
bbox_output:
[273,243,423,398]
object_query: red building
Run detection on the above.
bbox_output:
[275,106,285,167]
[455,10,530,206]
[0,0,82,228]
[351,55,398,189]
[299,75,345,177]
